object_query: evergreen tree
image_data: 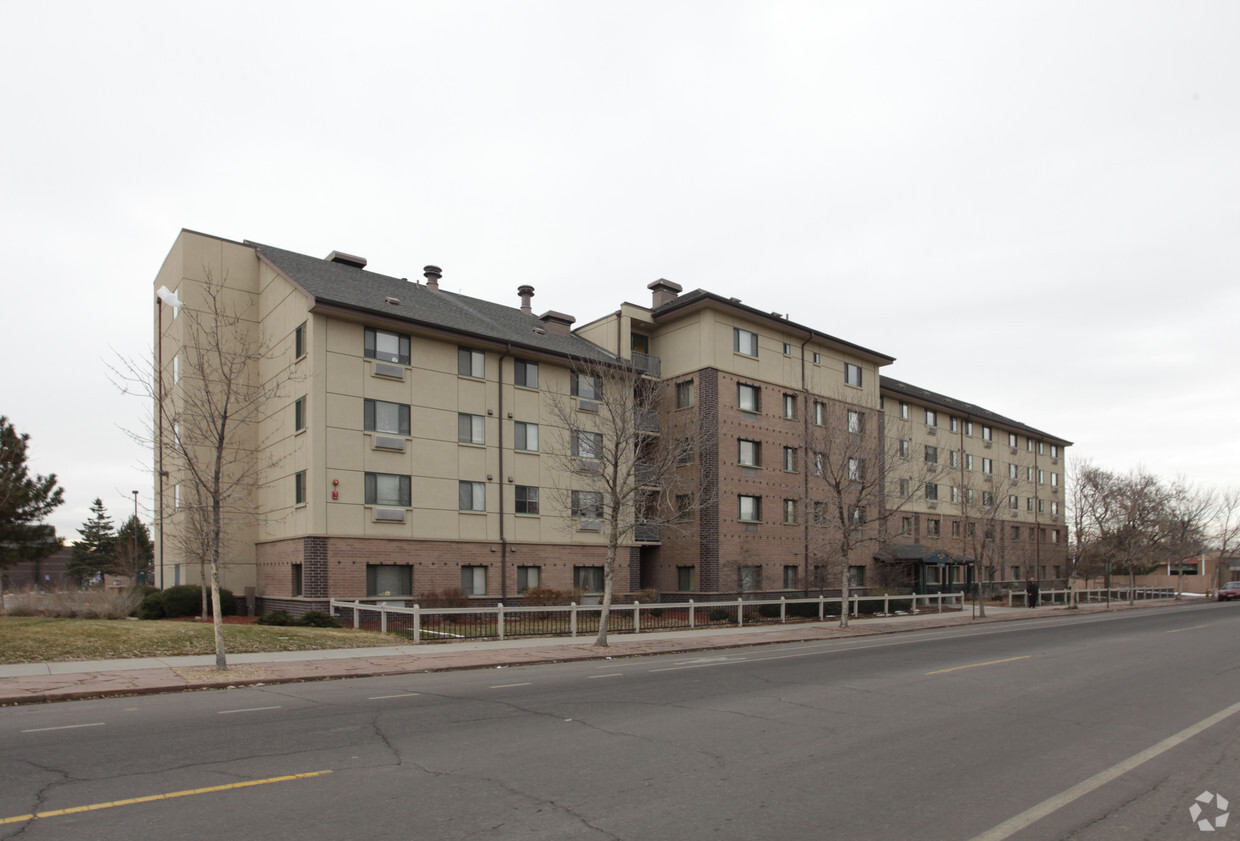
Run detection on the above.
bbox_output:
[115,514,154,582]
[0,415,64,570]
[67,498,116,585]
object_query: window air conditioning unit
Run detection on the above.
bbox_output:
[373,435,406,452]
[578,399,599,413]
[578,518,601,532]
[373,362,405,380]
[374,508,406,522]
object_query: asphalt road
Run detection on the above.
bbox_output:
[2,603,1238,841]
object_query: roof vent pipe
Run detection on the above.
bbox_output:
[424,265,442,290]
[648,278,682,308]
[518,285,535,314]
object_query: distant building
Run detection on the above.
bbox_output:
[2,547,73,590]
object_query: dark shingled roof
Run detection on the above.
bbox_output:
[650,288,896,365]
[881,375,1072,446]
[250,242,614,363]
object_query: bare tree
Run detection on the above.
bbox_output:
[546,357,712,646]
[1212,488,1240,594]
[950,468,1023,618]
[1163,478,1214,598]
[804,401,924,628]
[116,269,297,669]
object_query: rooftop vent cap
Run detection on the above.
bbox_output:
[385,296,400,306]
[538,310,576,336]
[326,250,367,269]
[518,284,535,314]
[648,278,682,308]
[424,265,442,290]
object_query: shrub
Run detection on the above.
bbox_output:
[257,610,296,626]
[649,608,664,618]
[757,603,781,618]
[4,588,143,620]
[416,588,469,609]
[137,591,166,620]
[140,585,237,620]
[788,602,821,619]
[707,608,734,622]
[299,611,342,628]
[523,587,582,606]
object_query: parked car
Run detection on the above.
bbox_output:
[1218,581,1240,601]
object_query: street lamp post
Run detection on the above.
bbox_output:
[132,490,140,584]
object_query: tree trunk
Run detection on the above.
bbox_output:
[838,539,851,629]
[595,544,616,647]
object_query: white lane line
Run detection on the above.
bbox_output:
[491,683,532,688]
[218,706,282,715]
[588,674,623,679]
[965,698,1240,841]
[21,722,105,734]
[368,693,420,700]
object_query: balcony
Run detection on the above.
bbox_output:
[635,461,658,486]
[635,408,659,434]
[635,522,661,543]
[630,350,661,377]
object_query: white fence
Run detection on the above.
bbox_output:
[329,592,966,644]
[1006,586,1176,607]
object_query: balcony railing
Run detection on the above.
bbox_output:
[635,522,661,543]
[635,409,659,433]
[630,350,661,377]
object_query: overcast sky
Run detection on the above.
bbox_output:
[2,1,1237,543]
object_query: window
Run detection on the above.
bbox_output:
[459,481,486,512]
[813,565,829,587]
[294,396,306,431]
[514,421,539,452]
[782,393,796,420]
[571,372,601,400]
[172,353,179,384]
[515,485,539,515]
[739,565,762,591]
[925,409,937,427]
[1038,469,1045,484]
[517,566,540,593]
[365,399,411,435]
[458,346,485,378]
[738,439,761,466]
[783,499,798,524]
[294,322,306,359]
[901,517,912,536]
[926,483,939,502]
[950,416,959,433]
[367,564,412,597]
[675,494,695,521]
[899,478,911,497]
[294,470,306,505]
[508,359,538,390]
[365,473,411,507]
[814,401,826,426]
[950,450,960,468]
[734,328,759,357]
[1027,438,1034,452]
[952,521,961,538]
[950,486,959,504]
[849,505,865,528]
[1051,529,1060,544]
[982,426,993,442]
[458,413,485,445]
[899,401,909,420]
[848,457,865,482]
[926,566,941,585]
[678,566,696,591]
[966,421,974,437]
[461,565,487,596]
[900,439,910,458]
[982,458,993,474]
[1051,444,1059,458]
[1051,501,1060,516]
[982,491,994,507]
[1009,463,1018,479]
[738,495,761,522]
[292,564,303,596]
[1027,466,1034,482]
[365,327,410,365]
[1027,497,1034,512]
[784,565,799,589]
[1008,432,1018,448]
[848,410,864,433]
[1051,472,1059,488]
[1010,525,1021,541]
[925,445,938,465]
[783,446,798,472]
[573,431,603,459]
[1038,441,1045,455]
[572,490,603,518]
[737,383,760,412]
[575,566,604,593]
[1009,495,1019,510]
[677,438,694,466]
[845,363,863,387]
[967,522,976,537]
[813,452,825,477]
[782,342,792,356]
[676,380,695,409]
[812,352,822,364]
[813,501,827,525]
[926,519,941,537]
[967,489,975,504]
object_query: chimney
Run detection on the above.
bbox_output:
[539,310,576,336]
[424,265,442,290]
[648,278,682,308]
[326,250,367,269]
[518,284,535,314]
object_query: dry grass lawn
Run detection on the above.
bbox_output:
[0,616,404,664]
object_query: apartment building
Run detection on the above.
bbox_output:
[153,231,1071,611]
[154,231,626,613]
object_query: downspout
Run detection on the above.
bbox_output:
[498,343,512,600]
[800,332,812,594]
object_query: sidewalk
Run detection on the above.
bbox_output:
[0,601,1186,706]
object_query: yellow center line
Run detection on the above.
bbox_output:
[0,770,332,826]
[926,655,1031,675]
[1167,624,1211,633]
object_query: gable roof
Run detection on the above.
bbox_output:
[250,242,613,363]
[881,375,1072,446]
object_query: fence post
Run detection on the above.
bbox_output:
[819,594,825,621]
[690,599,695,629]
[634,601,641,634]
[381,605,388,634]
[413,604,421,643]
[498,603,505,641]
[737,598,744,628]
[884,593,890,614]
[353,601,360,629]
[571,602,577,638]
[852,595,858,618]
